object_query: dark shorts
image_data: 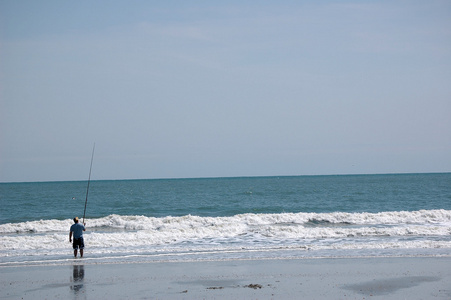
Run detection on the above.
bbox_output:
[72,237,84,250]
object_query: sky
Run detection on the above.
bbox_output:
[1,0,450,182]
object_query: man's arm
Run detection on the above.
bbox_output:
[69,231,73,242]
[83,223,86,231]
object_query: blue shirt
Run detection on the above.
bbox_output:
[70,223,85,239]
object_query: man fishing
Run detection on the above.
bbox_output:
[69,217,86,258]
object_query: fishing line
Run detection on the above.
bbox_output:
[83,143,95,224]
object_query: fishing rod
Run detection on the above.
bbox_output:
[83,143,95,224]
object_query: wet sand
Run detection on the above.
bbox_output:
[1,256,450,299]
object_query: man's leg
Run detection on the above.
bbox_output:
[74,249,78,257]
[79,237,85,258]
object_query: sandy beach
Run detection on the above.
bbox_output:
[1,256,450,299]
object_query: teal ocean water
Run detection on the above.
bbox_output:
[1,173,450,265]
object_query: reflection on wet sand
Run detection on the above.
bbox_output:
[70,265,85,299]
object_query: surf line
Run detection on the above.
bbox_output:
[83,143,95,224]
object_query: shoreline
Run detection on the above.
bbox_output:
[2,256,451,299]
[2,252,451,268]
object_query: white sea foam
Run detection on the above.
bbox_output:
[1,210,450,264]
[1,209,450,234]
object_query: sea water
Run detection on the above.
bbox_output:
[1,173,450,266]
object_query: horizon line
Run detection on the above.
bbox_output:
[1,171,450,184]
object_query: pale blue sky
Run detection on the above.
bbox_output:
[1,1,450,182]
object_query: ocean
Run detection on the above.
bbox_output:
[1,173,450,266]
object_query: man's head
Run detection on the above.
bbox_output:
[74,217,79,223]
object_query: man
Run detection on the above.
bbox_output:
[69,217,86,258]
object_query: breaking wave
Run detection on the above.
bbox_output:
[1,210,450,265]
[1,209,450,234]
